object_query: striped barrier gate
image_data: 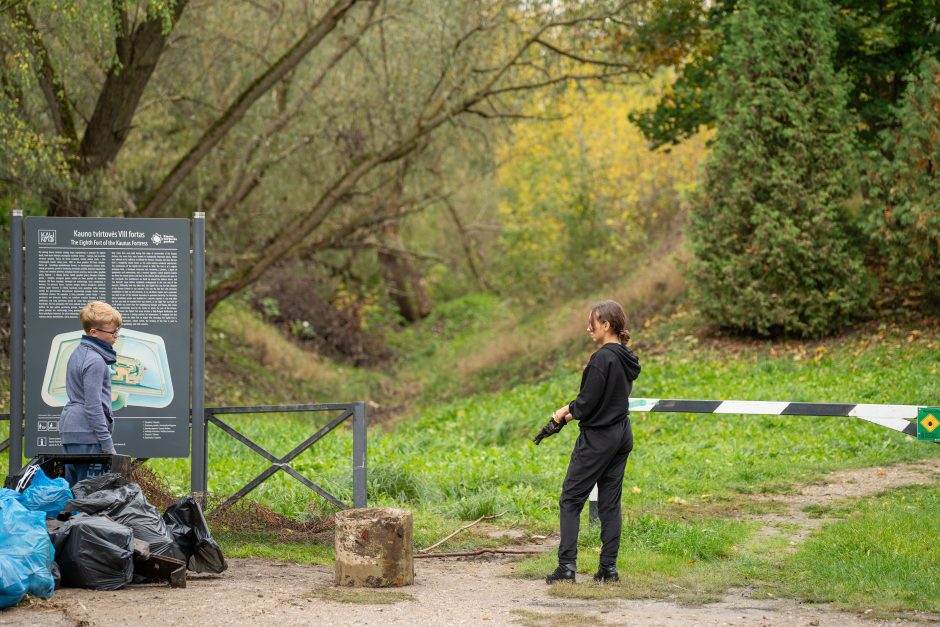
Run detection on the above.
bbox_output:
[586,398,940,522]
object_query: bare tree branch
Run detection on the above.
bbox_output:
[441,196,493,290]
[138,0,368,218]
[112,0,131,64]
[207,2,382,220]
[203,6,641,312]
[414,548,544,559]
[533,36,637,68]
[340,241,445,263]
[419,513,504,553]
[209,133,311,221]
[465,107,562,121]
[485,68,633,98]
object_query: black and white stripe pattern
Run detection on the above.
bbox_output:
[628,398,926,439]
[586,398,935,520]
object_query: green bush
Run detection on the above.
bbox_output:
[689,0,871,337]
[869,56,940,305]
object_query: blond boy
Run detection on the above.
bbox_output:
[58,301,122,485]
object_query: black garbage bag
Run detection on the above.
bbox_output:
[66,484,185,562]
[50,515,134,590]
[162,496,228,573]
[69,473,128,499]
[50,560,61,590]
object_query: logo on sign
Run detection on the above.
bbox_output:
[150,233,177,245]
[38,230,56,245]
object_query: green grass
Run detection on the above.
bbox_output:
[214,530,334,566]
[151,326,940,523]
[782,485,940,613]
[173,314,940,614]
[514,510,755,603]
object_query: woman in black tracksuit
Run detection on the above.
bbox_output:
[546,300,641,584]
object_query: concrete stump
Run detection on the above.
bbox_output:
[334,507,413,587]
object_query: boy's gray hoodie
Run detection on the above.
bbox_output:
[59,336,116,451]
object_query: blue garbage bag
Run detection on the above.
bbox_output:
[0,496,56,608]
[0,557,28,609]
[20,469,72,518]
[0,488,22,505]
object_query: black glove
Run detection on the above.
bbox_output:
[533,415,566,445]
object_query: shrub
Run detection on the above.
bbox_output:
[868,56,940,305]
[689,0,871,337]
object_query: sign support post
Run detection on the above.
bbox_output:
[9,210,24,474]
[191,212,207,499]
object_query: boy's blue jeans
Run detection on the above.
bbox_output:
[62,442,104,487]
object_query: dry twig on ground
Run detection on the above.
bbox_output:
[414,548,544,559]
[418,512,505,553]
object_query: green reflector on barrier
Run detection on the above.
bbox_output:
[918,408,940,441]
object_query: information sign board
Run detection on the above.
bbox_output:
[24,217,191,457]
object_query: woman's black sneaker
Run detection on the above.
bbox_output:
[593,565,619,583]
[545,564,576,584]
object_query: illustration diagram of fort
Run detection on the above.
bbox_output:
[41,329,174,411]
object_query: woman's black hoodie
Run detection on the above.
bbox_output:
[567,343,641,429]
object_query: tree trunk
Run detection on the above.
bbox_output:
[76,2,188,176]
[377,221,430,323]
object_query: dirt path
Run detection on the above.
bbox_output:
[753,457,940,544]
[5,459,940,627]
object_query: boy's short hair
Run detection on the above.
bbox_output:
[79,301,123,333]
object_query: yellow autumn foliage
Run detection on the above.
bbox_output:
[494,76,711,298]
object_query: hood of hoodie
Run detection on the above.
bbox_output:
[81,335,117,364]
[601,343,641,381]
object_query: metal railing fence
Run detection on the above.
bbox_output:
[202,403,367,515]
[2,402,368,515]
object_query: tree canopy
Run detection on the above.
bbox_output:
[630,0,940,150]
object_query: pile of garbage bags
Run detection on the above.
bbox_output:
[0,468,227,609]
